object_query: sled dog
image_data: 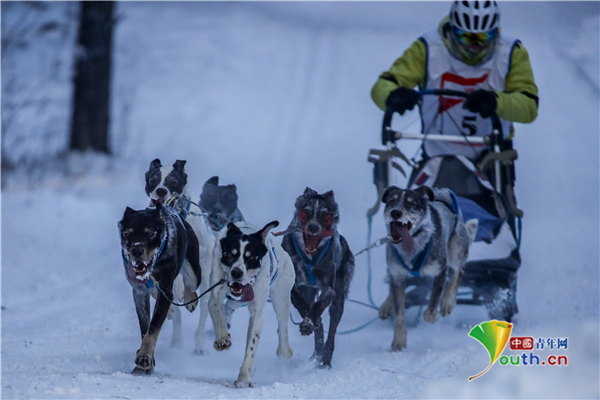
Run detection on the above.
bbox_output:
[199,176,245,231]
[119,203,201,374]
[209,221,295,388]
[145,159,216,354]
[281,188,355,368]
[379,185,478,351]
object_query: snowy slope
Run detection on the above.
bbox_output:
[2,2,599,399]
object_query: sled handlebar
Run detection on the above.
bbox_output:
[382,89,503,146]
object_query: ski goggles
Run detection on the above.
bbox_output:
[453,27,497,47]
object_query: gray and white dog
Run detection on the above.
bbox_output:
[378,185,478,351]
[281,188,355,368]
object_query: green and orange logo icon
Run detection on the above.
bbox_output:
[468,320,513,381]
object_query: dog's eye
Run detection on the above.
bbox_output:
[146,230,156,238]
[122,230,131,238]
[149,178,157,185]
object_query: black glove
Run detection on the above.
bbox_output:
[463,89,497,118]
[385,87,419,115]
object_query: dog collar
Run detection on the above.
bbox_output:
[391,239,432,277]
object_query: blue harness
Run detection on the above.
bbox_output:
[392,190,459,277]
[291,234,332,286]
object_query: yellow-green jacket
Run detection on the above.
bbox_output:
[371,17,538,126]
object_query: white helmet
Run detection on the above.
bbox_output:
[449,1,500,33]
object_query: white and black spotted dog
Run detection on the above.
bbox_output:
[119,203,201,374]
[281,188,355,369]
[379,185,478,351]
[144,159,216,354]
[208,221,295,388]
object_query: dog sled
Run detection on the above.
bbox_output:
[368,89,522,322]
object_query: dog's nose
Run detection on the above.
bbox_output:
[131,245,144,259]
[156,188,168,198]
[391,210,403,220]
[231,267,243,280]
[307,223,320,235]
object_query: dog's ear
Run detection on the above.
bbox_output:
[382,186,400,203]
[150,158,161,169]
[303,187,318,197]
[205,176,219,187]
[227,222,242,235]
[258,221,279,243]
[123,206,136,218]
[173,160,186,171]
[322,190,335,202]
[415,186,434,201]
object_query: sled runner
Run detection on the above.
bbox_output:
[368,89,522,322]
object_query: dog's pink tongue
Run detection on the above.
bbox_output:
[398,226,414,253]
[241,284,254,302]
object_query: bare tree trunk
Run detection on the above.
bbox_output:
[69,1,114,153]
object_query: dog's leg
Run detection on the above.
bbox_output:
[440,266,464,317]
[390,275,407,351]
[423,268,446,323]
[320,287,345,368]
[169,275,185,348]
[133,285,172,375]
[311,318,325,365]
[209,280,231,351]
[132,287,151,340]
[270,268,294,359]
[234,297,267,388]
[300,287,334,336]
[290,285,312,318]
[170,306,183,348]
[194,246,213,355]
[379,285,395,320]
[194,294,210,355]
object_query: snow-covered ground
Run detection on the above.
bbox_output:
[2,2,599,399]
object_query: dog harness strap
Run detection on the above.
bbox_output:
[268,246,279,285]
[392,239,432,277]
[291,235,332,285]
[434,190,460,237]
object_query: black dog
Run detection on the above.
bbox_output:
[199,176,245,231]
[119,203,201,374]
[281,188,355,368]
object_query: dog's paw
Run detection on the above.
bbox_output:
[440,296,456,317]
[423,308,439,323]
[391,338,407,352]
[299,318,315,336]
[131,365,153,375]
[277,345,293,359]
[379,301,394,320]
[184,288,199,313]
[213,334,232,351]
[133,353,155,374]
[234,379,253,389]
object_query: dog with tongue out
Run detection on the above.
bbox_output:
[379,185,478,352]
[208,221,295,389]
[281,187,355,369]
